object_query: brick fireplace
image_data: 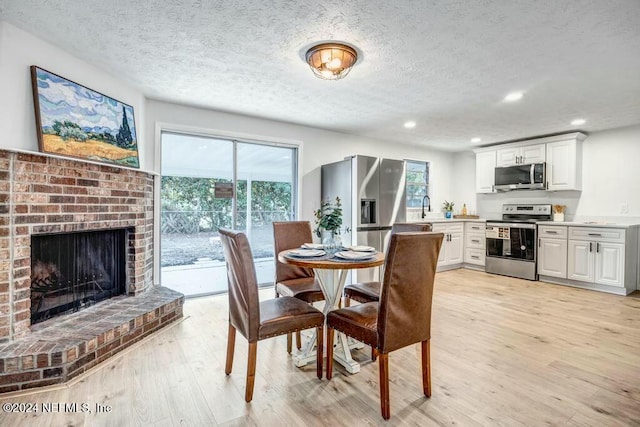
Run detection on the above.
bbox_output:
[0,150,184,392]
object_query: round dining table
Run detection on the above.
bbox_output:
[278,249,384,374]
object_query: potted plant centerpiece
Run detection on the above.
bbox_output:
[313,197,346,253]
[442,200,455,219]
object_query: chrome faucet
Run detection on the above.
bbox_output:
[421,195,431,218]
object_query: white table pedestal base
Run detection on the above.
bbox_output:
[292,268,364,373]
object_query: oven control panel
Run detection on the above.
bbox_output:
[486,226,510,240]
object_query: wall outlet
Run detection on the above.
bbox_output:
[620,203,629,214]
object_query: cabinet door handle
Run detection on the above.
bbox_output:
[538,239,541,247]
[472,239,480,243]
[546,230,558,234]
[587,233,602,237]
[596,242,600,253]
[471,255,479,259]
[589,242,593,252]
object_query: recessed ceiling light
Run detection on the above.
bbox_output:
[404,121,416,129]
[571,118,586,126]
[471,137,482,143]
[504,92,524,102]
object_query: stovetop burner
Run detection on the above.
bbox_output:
[486,204,552,224]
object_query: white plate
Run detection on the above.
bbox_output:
[335,251,375,260]
[301,243,324,249]
[287,249,326,257]
[347,245,375,252]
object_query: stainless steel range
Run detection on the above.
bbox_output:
[485,204,552,280]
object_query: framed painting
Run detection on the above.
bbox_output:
[30,66,140,168]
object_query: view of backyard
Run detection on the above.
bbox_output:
[160,133,298,296]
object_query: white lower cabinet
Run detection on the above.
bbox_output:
[567,240,593,282]
[567,229,625,288]
[568,240,625,287]
[432,222,464,270]
[538,225,638,295]
[537,225,568,278]
[464,221,486,266]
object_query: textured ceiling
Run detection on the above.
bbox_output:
[1,0,639,151]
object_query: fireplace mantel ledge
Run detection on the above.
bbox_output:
[5,148,160,176]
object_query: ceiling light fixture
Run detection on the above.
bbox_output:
[305,43,358,80]
[504,91,524,102]
[571,118,586,126]
[404,121,416,129]
[471,137,482,143]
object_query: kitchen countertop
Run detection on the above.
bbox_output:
[536,220,640,229]
[407,218,486,224]
[407,218,640,228]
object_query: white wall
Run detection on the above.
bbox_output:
[472,124,640,221]
[145,100,455,222]
[450,151,477,215]
[0,22,148,168]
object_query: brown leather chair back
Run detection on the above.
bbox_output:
[219,228,260,342]
[391,222,432,234]
[273,221,315,282]
[377,232,444,353]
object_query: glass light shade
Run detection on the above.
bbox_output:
[305,43,357,80]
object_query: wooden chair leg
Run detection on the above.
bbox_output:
[316,325,324,379]
[344,297,350,307]
[371,347,377,361]
[296,330,302,350]
[379,353,390,420]
[245,342,257,402]
[225,324,236,375]
[326,327,334,379]
[421,339,431,397]
[287,333,292,354]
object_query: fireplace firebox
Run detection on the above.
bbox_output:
[30,228,129,324]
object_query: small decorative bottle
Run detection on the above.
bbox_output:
[461,204,468,216]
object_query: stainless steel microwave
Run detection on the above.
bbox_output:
[494,162,546,191]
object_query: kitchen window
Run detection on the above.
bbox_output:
[406,160,430,208]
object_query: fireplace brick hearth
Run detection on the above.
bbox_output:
[0,149,185,392]
[0,286,183,392]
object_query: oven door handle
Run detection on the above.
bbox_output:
[486,222,537,229]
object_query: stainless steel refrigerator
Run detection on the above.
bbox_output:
[321,155,407,282]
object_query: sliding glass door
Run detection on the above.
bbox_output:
[160,131,298,296]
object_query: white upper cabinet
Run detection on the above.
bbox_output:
[474,132,586,193]
[475,150,496,193]
[546,135,584,191]
[496,143,545,166]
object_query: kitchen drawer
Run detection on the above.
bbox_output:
[465,222,485,233]
[432,222,464,233]
[569,227,625,243]
[465,232,485,249]
[538,225,568,239]
[465,248,485,265]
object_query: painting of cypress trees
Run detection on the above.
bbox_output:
[30,66,140,168]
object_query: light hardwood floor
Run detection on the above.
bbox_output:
[1,269,639,426]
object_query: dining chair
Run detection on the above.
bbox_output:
[219,228,325,402]
[343,222,432,306]
[326,231,444,420]
[273,221,325,352]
